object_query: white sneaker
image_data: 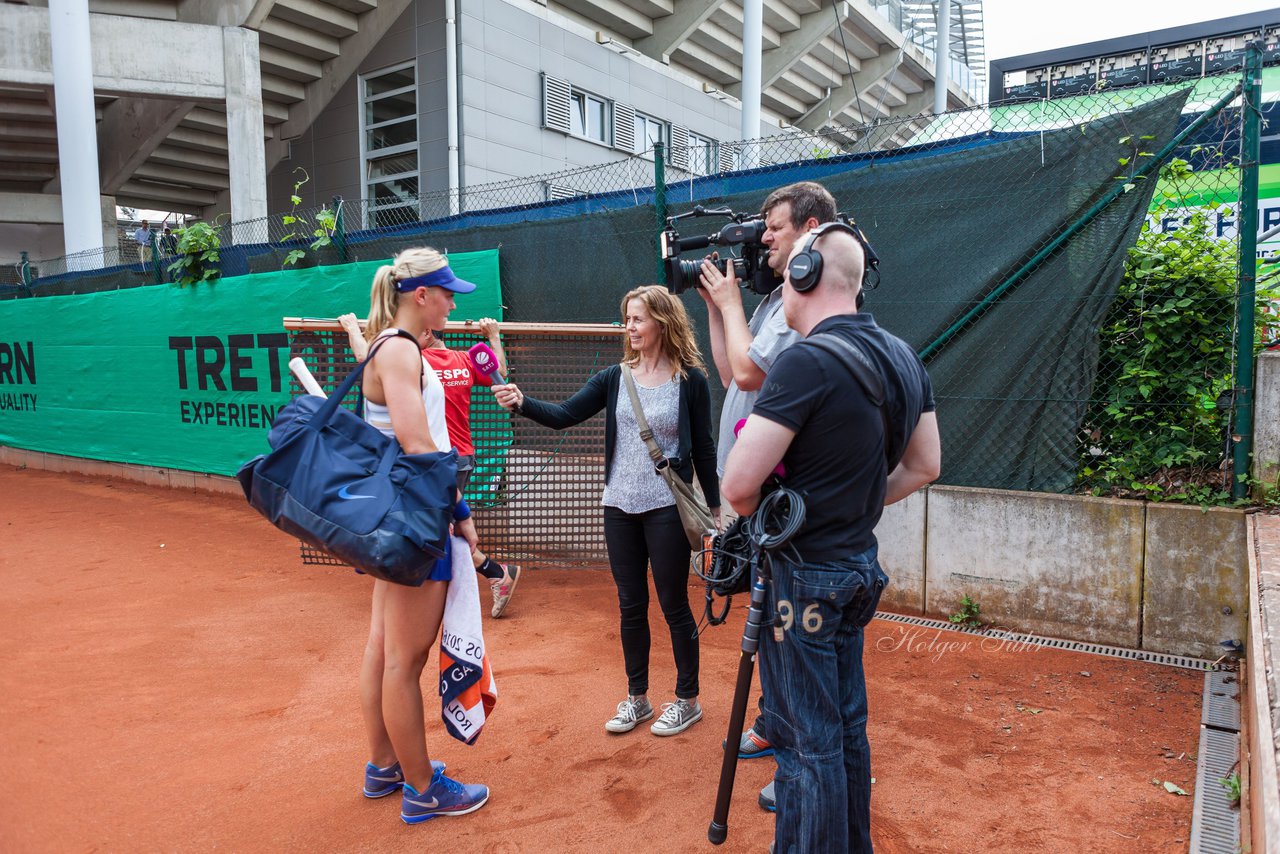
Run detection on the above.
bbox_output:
[650,698,702,736]
[604,696,654,733]
[489,564,520,618]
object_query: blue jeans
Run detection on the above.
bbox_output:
[758,544,888,854]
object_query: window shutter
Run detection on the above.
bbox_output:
[718,142,737,173]
[669,124,689,170]
[541,73,571,133]
[546,183,579,201]
[613,103,636,153]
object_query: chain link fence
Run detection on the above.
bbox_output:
[10,61,1275,504]
[647,69,1269,501]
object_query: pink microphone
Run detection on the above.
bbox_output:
[467,342,507,385]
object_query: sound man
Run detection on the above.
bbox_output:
[721,225,940,853]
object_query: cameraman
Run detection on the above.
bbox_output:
[721,227,940,853]
[697,181,836,771]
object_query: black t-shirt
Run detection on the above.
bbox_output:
[752,313,935,561]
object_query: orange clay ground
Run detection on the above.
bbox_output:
[0,465,1201,853]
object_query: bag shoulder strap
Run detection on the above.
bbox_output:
[620,364,666,465]
[312,328,421,428]
[802,331,891,461]
[384,328,425,387]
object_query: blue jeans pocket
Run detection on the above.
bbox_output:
[852,564,888,628]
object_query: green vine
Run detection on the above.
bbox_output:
[166,220,222,287]
[280,167,337,267]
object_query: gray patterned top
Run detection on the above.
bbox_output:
[603,375,680,514]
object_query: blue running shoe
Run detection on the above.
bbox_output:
[363,760,444,799]
[400,766,489,824]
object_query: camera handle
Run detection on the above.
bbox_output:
[708,559,770,846]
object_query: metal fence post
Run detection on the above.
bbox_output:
[333,195,348,263]
[1232,41,1263,500]
[654,141,667,286]
[149,232,163,284]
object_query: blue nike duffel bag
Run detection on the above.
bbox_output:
[236,331,458,586]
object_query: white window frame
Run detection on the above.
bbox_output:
[633,111,669,157]
[687,131,717,176]
[569,87,611,145]
[359,61,420,228]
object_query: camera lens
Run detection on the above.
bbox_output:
[666,258,708,294]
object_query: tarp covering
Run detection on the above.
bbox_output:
[0,251,502,475]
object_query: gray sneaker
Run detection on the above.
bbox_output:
[759,780,776,812]
[650,698,702,736]
[604,696,654,733]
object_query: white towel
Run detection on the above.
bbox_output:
[438,535,497,744]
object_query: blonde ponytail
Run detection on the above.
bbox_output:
[365,265,399,342]
[364,249,450,341]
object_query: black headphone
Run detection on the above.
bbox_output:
[786,217,881,296]
[786,221,858,294]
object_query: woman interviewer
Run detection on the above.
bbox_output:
[493,285,719,736]
[357,247,489,824]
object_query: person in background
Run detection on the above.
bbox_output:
[133,219,154,264]
[492,285,719,737]
[341,313,522,618]
[160,225,178,257]
[354,246,490,825]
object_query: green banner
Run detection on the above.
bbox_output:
[0,250,503,475]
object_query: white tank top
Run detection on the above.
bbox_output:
[362,331,451,452]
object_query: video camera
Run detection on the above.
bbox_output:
[660,206,883,299]
[660,206,781,296]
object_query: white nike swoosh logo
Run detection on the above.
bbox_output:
[408,796,440,808]
[369,773,401,782]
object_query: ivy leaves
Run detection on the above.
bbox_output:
[1079,210,1238,502]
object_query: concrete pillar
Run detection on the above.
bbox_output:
[1254,350,1280,499]
[223,26,267,245]
[739,0,763,168]
[48,0,103,265]
[100,194,117,259]
[934,0,950,115]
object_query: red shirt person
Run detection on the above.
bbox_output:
[423,345,491,458]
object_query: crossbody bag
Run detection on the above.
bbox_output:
[620,365,715,549]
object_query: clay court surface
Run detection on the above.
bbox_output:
[1,465,1203,852]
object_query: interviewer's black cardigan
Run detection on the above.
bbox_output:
[514,363,721,510]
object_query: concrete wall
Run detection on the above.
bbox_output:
[0,446,242,495]
[457,0,753,188]
[1255,350,1280,500]
[1246,514,1280,852]
[874,489,926,614]
[923,486,1146,648]
[869,484,1249,657]
[1143,504,1248,657]
[268,3,431,212]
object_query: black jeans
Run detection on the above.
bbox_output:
[603,504,699,699]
